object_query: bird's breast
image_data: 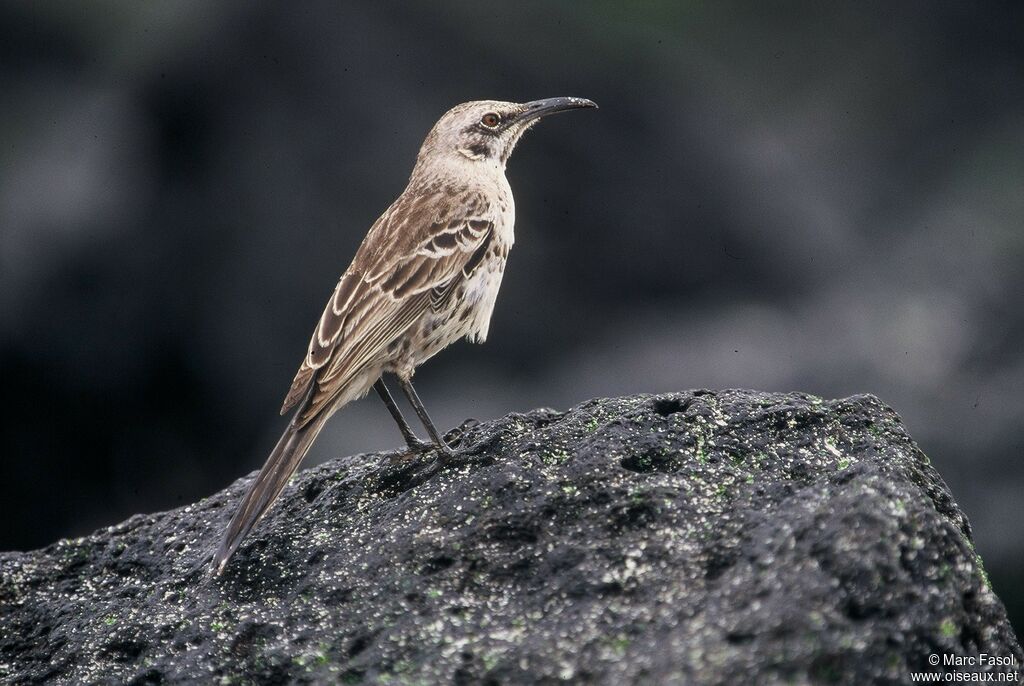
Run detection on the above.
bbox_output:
[495,177,515,246]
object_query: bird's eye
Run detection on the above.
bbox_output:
[480,112,501,129]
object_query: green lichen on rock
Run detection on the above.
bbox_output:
[0,390,1018,685]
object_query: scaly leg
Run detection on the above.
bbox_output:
[397,376,455,458]
[374,378,432,452]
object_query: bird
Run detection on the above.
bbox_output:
[211,97,597,575]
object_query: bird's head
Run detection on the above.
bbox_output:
[414,97,597,172]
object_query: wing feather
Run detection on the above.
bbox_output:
[280,190,495,421]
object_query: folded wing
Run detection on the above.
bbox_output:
[280,190,495,425]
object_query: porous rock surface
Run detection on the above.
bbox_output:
[0,390,1019,685]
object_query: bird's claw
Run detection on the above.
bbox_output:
[399,438,456,458]
[436,443,457,460]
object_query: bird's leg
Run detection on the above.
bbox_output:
[396,377,455,458]
[373,378,432,453]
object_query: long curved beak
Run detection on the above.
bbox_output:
[516,97,598,124]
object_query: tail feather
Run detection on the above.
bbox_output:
[211,410,329,575]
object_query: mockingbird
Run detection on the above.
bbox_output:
[212,96,597,575]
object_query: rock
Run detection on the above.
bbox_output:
[1,390,1019,685]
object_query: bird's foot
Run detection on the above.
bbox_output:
[435,442,457,460]
[394,425,470,468]
[395,437,456,459]
[443,418,479,449]
[390,438,434,460]
[407,438,437,453]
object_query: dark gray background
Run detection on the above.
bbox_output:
[2,1,1021,632]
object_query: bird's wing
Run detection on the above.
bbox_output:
[280,189,495,424]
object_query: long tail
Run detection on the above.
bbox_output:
[211,410,330,576]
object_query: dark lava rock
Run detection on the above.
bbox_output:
[1,391,1019,685]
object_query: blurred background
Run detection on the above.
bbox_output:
[1,1,1020,630]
